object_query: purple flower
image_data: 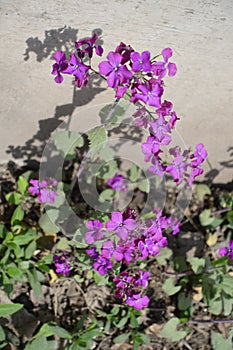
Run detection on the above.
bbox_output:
[93,256,113,276]
[54,262,70,276]
[86,246,99,260]
[134,270,150,288]
[101,240,114,259]
[28,178,58,204]
[85,220,104,244]
[64,53,90,87]
[141,136,161,162]
[98,51,132,88]
[75,33,103,59]
[152,47,177,79]
[131,51,151,73]
[169,111,180,129]
[156,100,173,117]
[148,155,165,178]
[165,147,189,185]
[219,240,233,260]
[107,173,127,192]
[149,115,171,145]
[133,81,163,107]
[122,208,138,220]
[124,292,150,310]
[190,143,208,166]
[106,212,136,240]
[51,50,68,83]
[115,42,134,64]
[53,252,71,276]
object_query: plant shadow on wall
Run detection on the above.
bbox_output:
[5,26,106,170]
[204,146,233,186]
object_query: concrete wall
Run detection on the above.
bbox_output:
[0,0,232,183]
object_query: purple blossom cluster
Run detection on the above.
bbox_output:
[219,240,233,260]
[107,173,128,192]
[28,177,58,204]
[53,251,73,276]
[85,208,180,309]
[98,44,207,186]
[51,33,103,86]
[50,38,209,311]
[51,39,208,187]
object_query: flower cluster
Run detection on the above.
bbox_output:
[98,44,207,186]
[50,37,209,311]
[219,240,233,260]
[51,39,208,187]
[53,251,73,276]
[52,33,103,87]
[28,177,58,204]
[107,173,128,192]
[113,271,150,310]
[85,208,180,309]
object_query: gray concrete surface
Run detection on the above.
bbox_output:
[0,0,232,183]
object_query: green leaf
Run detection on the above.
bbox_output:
[195,184,211,201]
[111,305,120,316]
[6,241,22,258]
[187,257,205,274]
[11,205,24,226]
[155,247,172,266]
[199,209,214,226]
[48,324,72,339]
[113,332,130,344]
[0,325,6,342]
[211,256,228,267]
[137,179,149,193]
[93,271,109,285]
[13,232,35,245]
[53,131,84,157]
[173,256,188,272]
[161,317,188,342]
[221,275,233,296]
[211,332,233,350]
[226,210,233,227]
[27,268,43,297]
[99,101,129,127]
[57,237,70,251]
[128,164,141,182]
[97,160,118,179]
[162,278,181,296]
[5,192,24,205]
[7,266,23,278]
[0,224,7,238]
[34,323,54,338]
[99,189,116,202]
[209,298,222,315]
[132,332,150,345]
[199,209,223,228]
[25,335,48,350]
[178,292,192,311]
[0,303,23,316]
[116,316,129,329]
[17,176,29,195]
[223,294,233,316]
[25,240,37,259]
[130,313,139,328]
[39,212,60,234]
[88,126,107,155]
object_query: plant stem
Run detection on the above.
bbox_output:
[164,265,226,278]
[211,207,233,216]
[68,97,120,196]
[186,319,233,324]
